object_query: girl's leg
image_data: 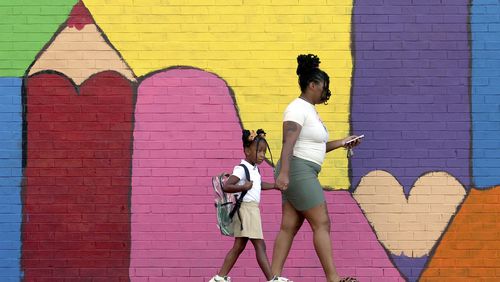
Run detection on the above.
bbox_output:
[218,237,249,276]
[250,239,273,280]
[271,200,304,276]
[302,202,340,282]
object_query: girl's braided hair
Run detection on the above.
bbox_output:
[242,129,274,167]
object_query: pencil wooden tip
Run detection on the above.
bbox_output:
[67,0,94,30]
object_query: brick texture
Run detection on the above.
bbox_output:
[22,72,134,281]
[0,0,499,281]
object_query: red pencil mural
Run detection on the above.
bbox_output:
[22,1,135,280]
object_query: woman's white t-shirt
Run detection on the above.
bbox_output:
[283,98,329,165]
[232,159,261,203]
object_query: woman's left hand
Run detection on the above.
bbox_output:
[342,135,362,149]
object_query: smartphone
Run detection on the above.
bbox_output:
[345,134,364,145]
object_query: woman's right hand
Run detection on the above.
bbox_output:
[276,173,289,191]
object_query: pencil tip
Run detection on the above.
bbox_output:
[67,0,94,30]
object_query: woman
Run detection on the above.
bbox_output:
[270,54,361,282]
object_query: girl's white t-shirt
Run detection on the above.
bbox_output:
[232,159,261,203]
[283,98,329,166]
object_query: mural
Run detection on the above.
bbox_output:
[420,187,500,280]
[353,171,466,281]
[22,2,134,280]
[351,1,472,280]
[129,68,402,280]
[83,0,355,189]
[130,68,246,279]
[0,0,76,77]
[0,78,22,281]
[351,0,471,193]
[472,0,500,188]
[0,0,497,281]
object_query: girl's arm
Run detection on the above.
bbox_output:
[261,181,279,190]
[276,121,302,190]
[223,175,253,193]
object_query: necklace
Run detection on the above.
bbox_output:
[299,95,313,104]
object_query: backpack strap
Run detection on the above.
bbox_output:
[229,164,252,231]
[239,164,251,190]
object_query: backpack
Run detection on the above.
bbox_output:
[212,164,251,237]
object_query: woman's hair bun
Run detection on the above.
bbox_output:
[256,129,266,136]
[296,54,321,76]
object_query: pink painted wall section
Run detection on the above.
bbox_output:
[130,68,246,281]
[130,69,401,281]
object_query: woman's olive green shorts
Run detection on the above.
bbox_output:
[275,156,325,211]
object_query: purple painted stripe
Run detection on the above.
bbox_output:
[351,0,471,195]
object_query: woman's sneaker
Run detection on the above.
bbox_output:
[209,274,231,282]
[268,276,293,282]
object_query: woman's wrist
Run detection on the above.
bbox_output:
[279,166,289,175]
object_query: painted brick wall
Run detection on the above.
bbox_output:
[0,1,499,281]
[0,78,22,282]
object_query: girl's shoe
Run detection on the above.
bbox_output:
[209,274,231,282]
[268,276,293,282]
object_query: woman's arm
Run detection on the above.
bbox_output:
[326,135,362,153]
[223,175,252,193]
[326,139,345,152]
[276,121,302,190]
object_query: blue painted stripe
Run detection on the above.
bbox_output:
[0,77,22,280]
[472,1,500,188]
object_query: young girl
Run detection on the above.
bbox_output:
[210,129,291,282]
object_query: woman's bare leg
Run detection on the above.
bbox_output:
[271,201,304,276]
[302,202,340,282]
